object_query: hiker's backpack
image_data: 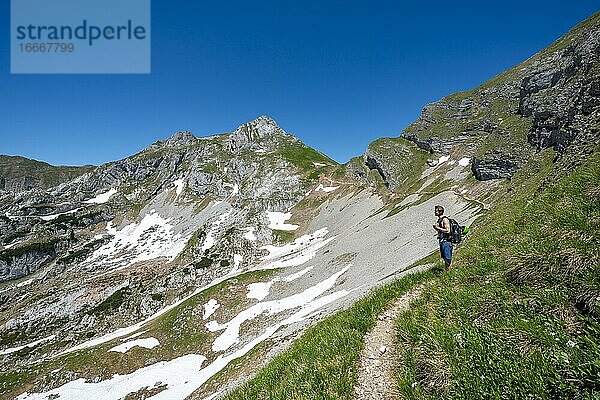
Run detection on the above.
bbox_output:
[445,217,464,244]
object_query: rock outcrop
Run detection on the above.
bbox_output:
[519,22,600,153]
[393,12,600,183]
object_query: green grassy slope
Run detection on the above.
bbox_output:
[0,155,94,190]
[395,147,600,399]
[222,144,599,399]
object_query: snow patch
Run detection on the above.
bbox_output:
[266,211,298,231]
[438,155,450,165]
[88,210,189,267]
[458,157,471,167]
[210,265,351,352]
[233,254,243,269]
[223,183,239,196]
[173,179,185,196]
[246,282,274,301]
[109,337,160,353]
[201,210,232,253]
[243,227,257,241]
[3,241,21,250]
[203,299,220,320]
[40,208,80,221]
[84,188,117,204]
[246,266,313,301]
[1,335,55,355]
[260,228,332,265]
[315,184,339,193]
[16,279,33,288]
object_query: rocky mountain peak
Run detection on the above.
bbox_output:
[163,131,197,147]
[144,130,197,152]
[234,115,286,140]
[228,115,290,152]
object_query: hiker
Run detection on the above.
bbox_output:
[433,205,452,269]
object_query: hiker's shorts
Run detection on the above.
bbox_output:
[439,240,453,260]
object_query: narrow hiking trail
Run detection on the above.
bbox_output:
[354,286,424,400]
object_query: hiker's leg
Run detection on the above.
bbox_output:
[440,241,452,269]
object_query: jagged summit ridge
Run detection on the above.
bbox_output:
[229,115,290,152]
[147,130,198,151]
[235,115,286,139]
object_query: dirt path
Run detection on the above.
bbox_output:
[354,286,424,400]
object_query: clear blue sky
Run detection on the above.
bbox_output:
[0,1,597,166]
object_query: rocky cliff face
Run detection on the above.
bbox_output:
[0,116,333,283]
[358,12,600,184]
[519,20,600,154]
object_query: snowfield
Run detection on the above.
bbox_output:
[315,183,339,193]
[243,227,257,241]
[203,299,220,320]
[266,211,299,231]
[87,210,190,269]
[109,337,160,353]
[39,208,80,221]
[173,179,185,195]
[84,188,117,204]
[208,265,351,352]
[0,335,55,356]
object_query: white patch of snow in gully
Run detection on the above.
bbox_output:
[315,184,339,193]
[437,155,450,165]
[173,179,185,195]
[243,227,257,241]
[246,265,314,301]
[201,210,232,253]
[40,208,80,221]
[1,335,55,355]
[2,241,20,250]
[88,210,189,267]
[458,157,471,167]
[260,228,334,270]
[16,279,33,288]
[108,337,160,353]
[203,299,220,320]
[266,211,299,231]
[84,188,117,204]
